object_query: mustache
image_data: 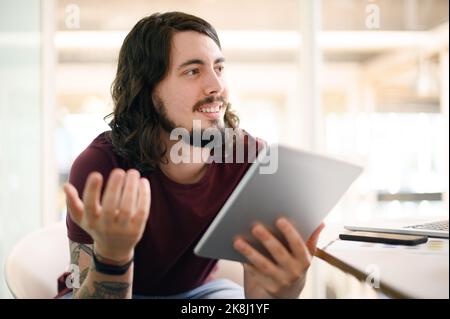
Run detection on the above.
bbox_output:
[193,96,226,111]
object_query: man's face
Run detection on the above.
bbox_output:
[152,31,228,142]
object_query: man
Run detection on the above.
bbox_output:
[62,11,324,299]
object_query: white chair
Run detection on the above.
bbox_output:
[4,222,70,299]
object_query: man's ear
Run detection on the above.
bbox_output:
[150,91,156,105]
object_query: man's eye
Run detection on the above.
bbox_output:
[186,69,199,76]
[216,65,225,73]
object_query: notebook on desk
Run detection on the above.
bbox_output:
[345,219,448,239]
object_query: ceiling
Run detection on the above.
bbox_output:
[54,0,448,105]
[55,0,448,64]
[56,0,449,31]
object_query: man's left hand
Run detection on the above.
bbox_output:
[233,218,325,299]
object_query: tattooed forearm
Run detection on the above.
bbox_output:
[79,267,90,285]
[69,240,132,299]
[79,244,93,256]
[69,241,93,264]
[76,281,130,299]
[69,240,94,297]
[70,241,81,264]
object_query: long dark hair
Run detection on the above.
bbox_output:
[107,12,239,174]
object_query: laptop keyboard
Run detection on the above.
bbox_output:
[405,220,449,232]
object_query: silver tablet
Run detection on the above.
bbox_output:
[194,144,363,263]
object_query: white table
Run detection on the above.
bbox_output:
[316,224,449,299]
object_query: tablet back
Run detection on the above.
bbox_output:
[194,144,363,262]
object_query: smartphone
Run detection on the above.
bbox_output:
[339,231,428,246]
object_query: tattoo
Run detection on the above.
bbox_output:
[69,241,81,265]
[69,241,93,265]
[80,244,94,256]
[77,281,130,299]
[69,240,94,295]
[80,267,90,285]
[72,254,131,299]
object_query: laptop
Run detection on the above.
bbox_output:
[345,219,449,238]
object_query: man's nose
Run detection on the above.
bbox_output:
[203,69,224,96]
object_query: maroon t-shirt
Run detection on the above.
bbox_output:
[65,131,259,296]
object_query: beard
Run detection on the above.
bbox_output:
[153,94,227,148]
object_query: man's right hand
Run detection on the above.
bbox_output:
[64,169,151,264]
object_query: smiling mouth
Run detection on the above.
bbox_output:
[197,103,222,114]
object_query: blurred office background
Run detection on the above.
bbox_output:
[0,0,448,298]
